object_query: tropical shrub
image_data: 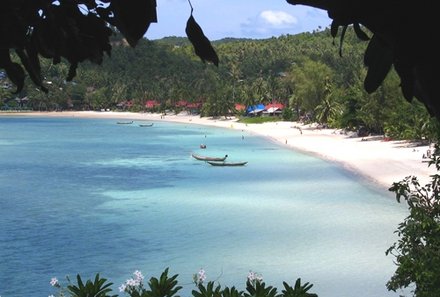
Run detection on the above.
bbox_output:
[49,274,116,297]
[49,269,319,297]
[387,144,440,297]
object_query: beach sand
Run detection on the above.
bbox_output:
[1,110,436,190]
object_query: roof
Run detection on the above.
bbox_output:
[145,100,160,108]
[186,102,202,109]
[235,103,246,111]
[246,103,265,114]
[265,102,284,110]
[265,107,281,113]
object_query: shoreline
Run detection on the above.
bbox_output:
[1,110,436,190]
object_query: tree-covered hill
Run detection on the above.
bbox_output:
[1,27,438,141]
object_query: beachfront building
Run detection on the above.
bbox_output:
[145,100,161,111]
[174,100,202,115]
[263,102,285,116]
[246,103,265,116]
[234,103,246,115]
[116,100,134,110]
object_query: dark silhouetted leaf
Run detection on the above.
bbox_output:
[67,62,78,81]
[96,7,113,24]
[78,0,97,10]
[0,49,10,68]
[364,35,393,93]
[32,20,63,63]
[394,60,414,101]
[1,48,25,93]
[330,20,339,38]
[0,9,26,50]
[110,0,157,47]
[5,63,25,94]
[185,14,219,66]
[353,23,370,41]
[16,46,48,93]
[338,25,347,57]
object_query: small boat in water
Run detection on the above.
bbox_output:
[191,153,228,161]
[207,161,248,167]
[117,121,133,124]
[139,123,154,127]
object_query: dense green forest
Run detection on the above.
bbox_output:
[1,27,438,141]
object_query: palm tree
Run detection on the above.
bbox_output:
[314,79,341,124]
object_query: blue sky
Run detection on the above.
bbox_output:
[145,0,332,40]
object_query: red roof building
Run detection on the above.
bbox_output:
[235,103,246,111]
[145,100,160,109]
[264,102,285,114]
[186,102,202,109]
[175,100,189,107]
[264,102,285,110]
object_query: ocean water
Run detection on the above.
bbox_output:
[0,116,409,297]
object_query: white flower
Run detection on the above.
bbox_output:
[193,268,207,286]
[49,277,59,287]
[118,283,127,292]
[48,295,55,297]
[247,271,263,284]
[197,269,206,282]
[126,278,137,287]
[133,270,144,282]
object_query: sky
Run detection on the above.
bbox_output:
[145,0,332,40]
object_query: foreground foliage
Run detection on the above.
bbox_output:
[387,144,440,297]
[49,269,318,297]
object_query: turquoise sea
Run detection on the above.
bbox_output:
[0,116,408,297]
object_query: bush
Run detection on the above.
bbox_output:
[49,269,318,297]
[387,144,440,297]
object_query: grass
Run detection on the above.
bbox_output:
[238,116,282,124]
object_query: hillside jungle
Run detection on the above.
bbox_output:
[1,27,438,141]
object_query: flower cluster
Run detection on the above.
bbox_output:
[48,277,62,297]
[119,270,145,293]
[247,271,263,286]
[193,268,207,286]
[49,277,60,288]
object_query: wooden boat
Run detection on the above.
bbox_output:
[139,123,154,127]
[207,161,248,167]
[117,121,133,124]
[191,153,228,161]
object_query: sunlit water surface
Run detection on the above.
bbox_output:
[0,117,408,297]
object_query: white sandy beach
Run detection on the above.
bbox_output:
[1,110,436,190]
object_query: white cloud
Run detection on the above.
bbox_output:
[259,10,297,27]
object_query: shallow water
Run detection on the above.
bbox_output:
[0,117,408,297]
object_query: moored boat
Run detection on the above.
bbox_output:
[191,153,228,161]
[207,161,247,167]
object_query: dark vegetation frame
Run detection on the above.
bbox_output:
[1,0,439,121]
[2,1,440,296]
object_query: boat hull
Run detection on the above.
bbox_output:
[207,161,247,166]
[191,153,228,161]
